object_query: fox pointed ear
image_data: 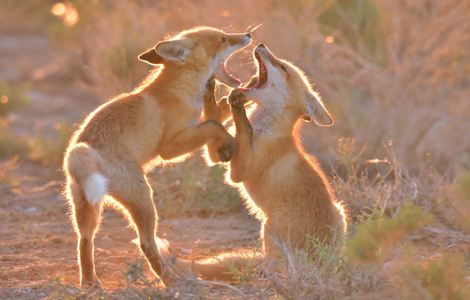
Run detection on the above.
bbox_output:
[138,48,163,65]
[154,39,192,63]
[304,93,334,126]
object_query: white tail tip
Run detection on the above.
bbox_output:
[83,172,108,206]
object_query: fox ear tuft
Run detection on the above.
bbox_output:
[154,39,192,63]
[138,48,163,65]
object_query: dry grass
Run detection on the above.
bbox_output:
[1,0,469,299]
[248,146,468,299]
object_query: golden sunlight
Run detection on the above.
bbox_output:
[50,2,79,27]
[50,3,66,16]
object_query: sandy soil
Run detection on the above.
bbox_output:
[0,31,259,299]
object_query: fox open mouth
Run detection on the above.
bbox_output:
[216,59,241,86]
[240,51,267,91]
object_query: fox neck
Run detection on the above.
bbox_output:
[143,63,214,107]
[251,101,301,138]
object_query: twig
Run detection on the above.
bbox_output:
[189,277,247,298]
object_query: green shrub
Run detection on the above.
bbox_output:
[345,202,434,263]
[401,254,470,300]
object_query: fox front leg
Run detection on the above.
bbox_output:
[203,76,221,122]
[228,89,255,182]
[159,119,234,162]
[203,77,235,163]
[203,76,246,123]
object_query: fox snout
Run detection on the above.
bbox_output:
[226,33,251,46]
[254,43,276,62]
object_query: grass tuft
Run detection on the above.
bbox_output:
[398,254,470,299]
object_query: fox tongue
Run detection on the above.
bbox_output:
[214,62,240,87]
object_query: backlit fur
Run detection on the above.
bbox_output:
[172,45,347,281]
[63,26,251,288]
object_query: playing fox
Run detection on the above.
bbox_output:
[164,44,347,280]
[63,26,251,287]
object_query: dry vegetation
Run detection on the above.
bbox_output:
[0,0,469,299]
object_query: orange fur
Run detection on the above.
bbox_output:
[172,44,348,281]
[63,27,251,288]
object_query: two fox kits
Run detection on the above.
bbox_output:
[168,44,347,280]
[63,27,251,287]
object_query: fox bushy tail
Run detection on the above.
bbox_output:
[64,142,108,205]
[157,238,264,282]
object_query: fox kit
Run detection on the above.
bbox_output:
[63,27,251,287]
[166,44,347,280]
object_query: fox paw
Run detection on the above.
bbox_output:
[228,88,245,108]
[217,139,235,162]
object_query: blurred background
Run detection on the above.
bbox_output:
[0,1,469,299]
[2,0,469,173]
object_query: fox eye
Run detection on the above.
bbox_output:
[220,36,226,43]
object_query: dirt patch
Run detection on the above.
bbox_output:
[0,160,259,296]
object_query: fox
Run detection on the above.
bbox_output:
[62,26,252,288]
[162,44,348,281]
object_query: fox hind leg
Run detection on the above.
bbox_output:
[108,170,166,284]
[69,179,102,288]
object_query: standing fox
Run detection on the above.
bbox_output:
[63,27,251,287]
[165,44,347,280]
